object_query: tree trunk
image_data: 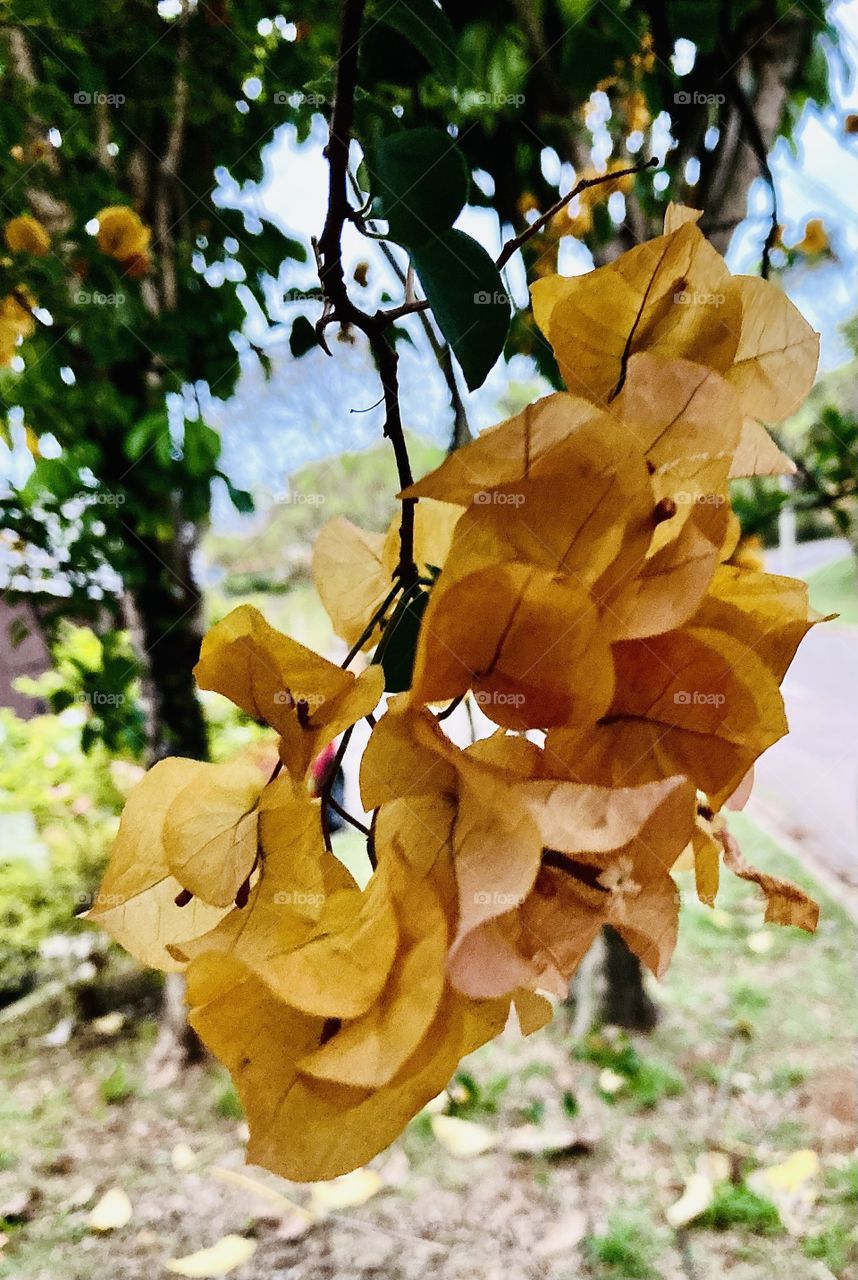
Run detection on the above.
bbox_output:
[121,509,209,1081]
[598,927,659,1032]
[124,515,208,764]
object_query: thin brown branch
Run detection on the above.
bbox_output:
[341,580,403,668]
[495,157,658,270]
[315,0,417,584]
[328,795,371,837]
[367,229,472,449]
[318,723,355,852]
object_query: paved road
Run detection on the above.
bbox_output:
[765,536,851,578]
[749,620,858,887]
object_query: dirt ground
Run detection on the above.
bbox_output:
[1,816,856,1280]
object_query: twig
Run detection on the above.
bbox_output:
[327,794,370,836]
[318,723,356,852]
[495,157,658,269]
[366,225,472,449]
[717,7,779,280]
[341,580,403,668]
[315,0,417,585]
[435,693,464,721]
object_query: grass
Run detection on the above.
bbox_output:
[803,1220,857,1274]
[1,814,856,1279]
[214,1080,244,1121]
[584,1214,660,1279]
[805,555,858,626]
[99,1062,136,1106]
[574,1034,685,1109]
[699,1183,782,1234]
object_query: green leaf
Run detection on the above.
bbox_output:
[218,473,255,515]
[367,128,467,249]
[374,587,429,693]
[373,0,459,82]
[124,411,172,467]
[410,229,510,390]
[183,419,220,477]
[289,315,318,359]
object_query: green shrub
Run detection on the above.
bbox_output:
[0,708,124,999]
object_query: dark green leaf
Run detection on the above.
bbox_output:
[373,0,459,82]
[410,229,510,390]
[183,418,220,477]
[218,473,255,515]
[367,128,467,248]
[374,587,429,693]
[289,315,318,359]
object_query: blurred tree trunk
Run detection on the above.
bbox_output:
[598,927,659,1031]
[120,520,209,1082]
[123,519,208,764]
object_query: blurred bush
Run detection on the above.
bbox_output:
[0,675,270,1004]
[14,623,146,758]
[0,706,125,1002]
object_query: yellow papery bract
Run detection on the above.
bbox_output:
[550,621,789,809]
[360,701,695,961]
[724,276,819,424]
[186,952,511,1182]
[695,564,816,682]
[663,202,703,233]
[177,847,396,1021]
[531,221,742,406]
[163,760,264,908]
[613,497,730,640]
[312,500,461,649]
[299,878,448,1088]
[689,815,721,907]
[410,563,615,730]
[402,393,610,505]
[450,771,693,999]
[312,517,388,648]
[88,758,229,971]
[194,604,383,776]
[610,353,742,546]
[719,825,819,932]
[90,205,823,1187]
[729,418,796,478]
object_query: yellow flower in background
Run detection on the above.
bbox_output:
[0,288,37,366]
[4,214,51,256]
[796,217,829,255]
[95,205,151,261]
